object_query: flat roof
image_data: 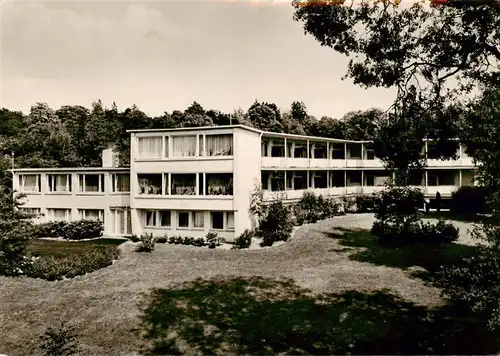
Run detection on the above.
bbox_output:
[127,124,263,134]
[10,167,130,173]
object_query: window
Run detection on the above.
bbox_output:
[172,136,196,157]
[347,144,362,159]
[261,141,269,157]
[312,144,327,159]
[79,209,104,222]
[198,173,204,195]
[178,212,190,228]
[21,207,41,218]
[144,210,157,227]
[48,208,71,222]
[210,211,233,231]
[365,175,375,186]
[331,171,346,187]
[364,145,375,160]
[270,172,285,191]
[211,212,224,230]
[206,173,233,195]
[138,174,162,195]
[160,210,171,227]
[332,143,345,159]
[112,174,130,193]
[171,174,196,195]
[288,141,307,158]
[199,135,204,156]
[270,140,285,157]
[111,208,131,235]
[138,136,162,158]
[227,212,235,231]
[312,171,327,188]
[18,174,41,193]
[261,172,270,190]
[205,134,233,156]
[78,174,104,193]
[193,211,204,228]
[48,174,71,193]
[293,171,308,190]
[347,171,362,185]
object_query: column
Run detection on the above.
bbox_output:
[459,170,462,186]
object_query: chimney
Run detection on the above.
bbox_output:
[102,146,120,168]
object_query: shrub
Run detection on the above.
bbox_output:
[28,246,120,281]
[155,236,168,244]
[206,232,225,249]
[233,229,253,249]
[35,220,103,240]
[182,236,195,246]
[135,233,156,252]
[258,200,293,247]
[193,237,206,247]
[451,186,490,216]
[355,193,378,213]
[294,192,341,225]
[40,322,79,356]
[129,234,140,242]
[372,219,459,247]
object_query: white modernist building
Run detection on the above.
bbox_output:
[11,125,476,241]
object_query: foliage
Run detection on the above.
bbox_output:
[28,246,120,281]
[372,219,459,247]
[247,100,283,132]
[35,220,104,240]
[294,191,341,225]
[232,229,253,249]
[135,233,156,253]
[373,185,424,230]
[206,232,225,249]
[354,193,379,213]
[451,186,490,216]
[39,322,79,356]
[257,200,294,247]
[155,236,168,244]
[0,189,37,276]
[292,1,500,94]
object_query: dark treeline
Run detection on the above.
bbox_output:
[0,100,383,172]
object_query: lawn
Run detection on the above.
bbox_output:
[27,238,128,259]
[422,210,492,224]
[1,215,498,355]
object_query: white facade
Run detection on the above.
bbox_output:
[11,125,477,241]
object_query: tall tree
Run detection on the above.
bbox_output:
[180,102,213,128]
[247,101,283,132]
[341,108,383,141]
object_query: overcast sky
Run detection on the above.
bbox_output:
[1,0,396,119]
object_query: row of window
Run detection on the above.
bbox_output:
[137,134,233,159]
[138,173,233,196]
[142,210,234,231]
[262,170,465,191]
[22,207,132,235]
[261,140,461,160]
[18,173,130,193]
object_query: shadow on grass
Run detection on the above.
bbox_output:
[324,227,479,283]
[422,211,492,224]
[138,276,498,355]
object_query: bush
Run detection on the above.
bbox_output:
[28,246,120,281]
[206,232,225,249]
[294,192,341,225]
[40,322,79,356]
[35,220,103,240]
[193,237,206,247]
[129,234,140,242]
[135,233,156,252]
[258,200,293,247]
[451,186,490,216]
[355,193,378,213]
[372,219,459,247]
[155,236,168,244]
[233,229,253,249]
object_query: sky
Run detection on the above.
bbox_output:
[1,0,396,119]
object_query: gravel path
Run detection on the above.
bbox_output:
[0,213,477,355]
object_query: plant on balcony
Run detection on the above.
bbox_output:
[208,182,233,195]
[172,185,196,195]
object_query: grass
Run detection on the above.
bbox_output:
[27,238,127,259]
[327,227,479,283]
[0,216,496,355]
[139,276,499,355]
